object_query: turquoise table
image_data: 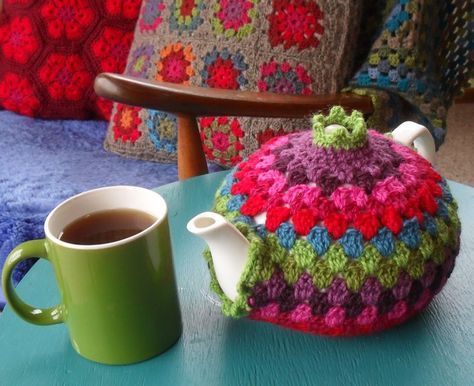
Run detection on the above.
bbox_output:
[1,171,473,385]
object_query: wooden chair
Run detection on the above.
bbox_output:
[94,73,373,180]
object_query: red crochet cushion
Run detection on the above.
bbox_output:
[0,0,141,119]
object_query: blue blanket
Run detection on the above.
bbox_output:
[0,111,220,308]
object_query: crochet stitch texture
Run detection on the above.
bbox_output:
[0,0,140,119]
[105,0,361,165]
[205,106,460,336]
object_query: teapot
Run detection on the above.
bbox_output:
[187,106,460,336]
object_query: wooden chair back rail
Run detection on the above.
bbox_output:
[95,73,373,118]
[94,73,374,179]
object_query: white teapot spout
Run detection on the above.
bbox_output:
[187,212,249,302]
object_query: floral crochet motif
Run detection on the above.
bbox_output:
[139,0,166,33]
[0,72,39,116]
[91,27,134,72]
[156,43,195,84]
[258,61,312,95]
[268,0,324,50]
[201,48,248,90]
[169,0,205,33]
[126,44,154,78]
[112,105,142,143]
[38,53,92,100]
[199,117,244,166]
[147,110,177,153]
[0,16,39,64]
[40,0,95,40]
[211,0,258,39]
[105,0,141,19]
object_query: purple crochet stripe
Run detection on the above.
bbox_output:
[271,131,404,195]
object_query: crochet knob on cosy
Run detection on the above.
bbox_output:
[195,106,461,336]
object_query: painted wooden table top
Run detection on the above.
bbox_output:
[0,171,473,386]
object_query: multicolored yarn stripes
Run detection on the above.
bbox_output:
[205,107,461,336]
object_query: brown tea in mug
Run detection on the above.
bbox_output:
[59,209,157,245]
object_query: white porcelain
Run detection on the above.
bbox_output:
[391,121,436,164]
[187,212,249,301]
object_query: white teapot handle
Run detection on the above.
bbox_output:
[391,121,436,164]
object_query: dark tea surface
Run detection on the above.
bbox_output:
[59,209,156,245]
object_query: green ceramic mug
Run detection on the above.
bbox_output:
[1,186,182,365]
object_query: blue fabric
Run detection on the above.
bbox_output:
[0,111,221,308]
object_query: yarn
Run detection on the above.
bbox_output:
[312,106,367,149]
[105,0,362,166]
[204,106,461,336]
[0,0,139,119]
[350,0,472,149]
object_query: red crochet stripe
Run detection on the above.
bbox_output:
[381,205,404,235]
[354,212,380,240]
[249,300,432,336]
[323,213,347,239]
[266,206,292,232]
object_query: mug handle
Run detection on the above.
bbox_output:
[391,121,436,164]
[2,239,64,325]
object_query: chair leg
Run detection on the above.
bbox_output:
[177,114,209,180]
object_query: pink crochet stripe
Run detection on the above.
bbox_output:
[249,295,434,336]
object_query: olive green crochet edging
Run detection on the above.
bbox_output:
[312,106,368,149]
[203,223,265,318]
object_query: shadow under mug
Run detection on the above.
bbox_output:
[1,186,182,365]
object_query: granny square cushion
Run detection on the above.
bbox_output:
[0,0,142,119]
[105,0,363,167]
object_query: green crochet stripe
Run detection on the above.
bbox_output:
[312,106,368,149]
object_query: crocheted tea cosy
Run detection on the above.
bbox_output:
[205,106,461,336]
